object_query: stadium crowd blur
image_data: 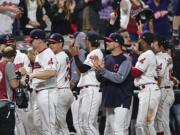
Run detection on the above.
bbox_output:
[0,0,180,135]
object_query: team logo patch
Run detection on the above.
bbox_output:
[48,58,53,65]
[139,58,146,64]
[113,64,120,72]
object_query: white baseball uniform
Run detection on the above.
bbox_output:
[32,48,58,135]
[13,50,32,135]
[0,0,19,34]
[75,48,103,135]
[134,50,161,135]
[55,51,74,135]
[155,52,175,135]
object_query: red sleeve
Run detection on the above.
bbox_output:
[131,67,143,78]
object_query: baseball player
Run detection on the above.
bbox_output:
[2,34,32,135]
[69,32,87,135]
[70,31,103,135]
[151,36,175,135]
[92,33,134,135]
[131,32,161,135]
[29,29,58,135]
[48,33,74,135]
[0,0,21,35]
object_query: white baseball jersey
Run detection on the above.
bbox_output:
[160,52,173,87]
[155,52,167,78]
[14,50,31,73]
[0,0,19,34]
[134,50,157,86]
[56,51,70,88]
[32,48,57,91]
[77,48,103,87]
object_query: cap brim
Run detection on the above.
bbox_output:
[47,39,59,44]
[6,39,16,45]
[104,37,114,42]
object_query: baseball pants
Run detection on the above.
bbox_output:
[34,89,57,135]
[55,88,74,135]
[136,84,161,135]
[77,86,102,135]
[155,88,175,135]
[104,97,133,135]
[71,95,83,135]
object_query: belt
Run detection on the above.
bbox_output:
[79,85,99,89]
[160,86,171,89]
[138,83,156,90]
[35,87,56,93]
[57,87,70,90]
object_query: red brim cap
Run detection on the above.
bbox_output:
[104,37,114,42]
[6,39,16,45]
[47,39,58,44]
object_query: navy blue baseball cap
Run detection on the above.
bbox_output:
[105,32,124,45]
[48,33,64,44]
[86,31,101,42]
[30,29,46,40]
[0,35,6,44]
[140,32,154,45]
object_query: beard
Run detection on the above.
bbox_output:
[138,42,144,52]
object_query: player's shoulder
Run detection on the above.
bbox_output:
[56,51,69,59]
[140,50,155,58]
[88,48,103,58]
[16,50,27,57]
[91,48,103,54]
[44,48,56,56]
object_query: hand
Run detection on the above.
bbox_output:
[8,5,20,14]
[92,55,104,70]
[132,42,140,54]
[29,21,40,28]
[84,0,89,3]
[42,15,49,21]
[18,67,27,76]
[110,12,118,25]
[29,73,35,80]
[69,0,76,13]
[69,46,80,57]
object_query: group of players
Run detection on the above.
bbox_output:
[0,28,177,135]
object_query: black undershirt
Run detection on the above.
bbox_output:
[74,55,91,73]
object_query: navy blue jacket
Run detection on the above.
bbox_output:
[97,53,134,109]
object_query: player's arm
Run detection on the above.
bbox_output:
[74,55,91,73]
[0,5,9,12]
[30,70,56,80]
[97,59,132,83]
[0,4,19,13]
[149,18,154,33]
[131,67,143,78]
[6,62,20,89]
